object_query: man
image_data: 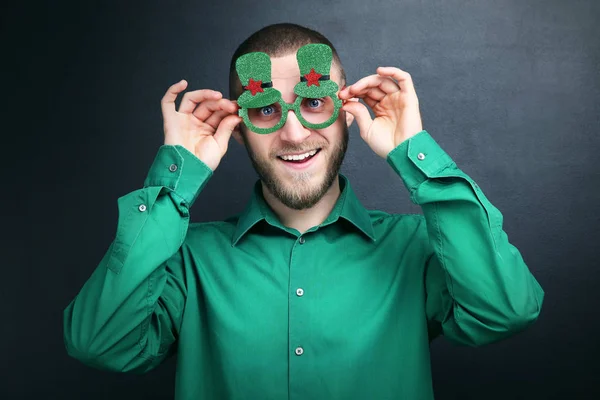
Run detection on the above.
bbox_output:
[63,23,544,399]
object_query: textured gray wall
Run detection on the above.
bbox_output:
[4,0,599,398]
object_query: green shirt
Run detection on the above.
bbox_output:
[63,130,544,400]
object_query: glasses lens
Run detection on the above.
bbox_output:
[246,102,283,129]
[299,97,336,125]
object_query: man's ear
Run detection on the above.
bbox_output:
[339,85,356,128]
[343,98,357,128]
[231,99,245,146]
[232,125,244,146]
[345,108,355,127]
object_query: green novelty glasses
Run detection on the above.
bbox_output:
[235,43,342,134]
[238,95,342,134]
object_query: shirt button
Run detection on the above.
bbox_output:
[169,164,178,172]
[138,204,147,212]
[295,347,304,356]
[296,288,304,296]
[299,236,305,244]
[417,152,426,160]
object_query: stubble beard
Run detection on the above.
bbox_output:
[242,124,349,210]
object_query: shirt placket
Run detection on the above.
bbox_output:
[288,233,310,400]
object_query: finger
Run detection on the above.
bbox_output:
[230,99,241,112]
[213,114,243,151]
[340,86,387,108]
[363,96,378,110]
[338,75,377,99]
[204,109,231,130]
[377,67,417,96]
[349,86,387,102]
[342,75,399,99]
[369,87,387,101]
[161,80,188,117]
[353,76,399,95]
[179,89,223,114]
[344,96,378,111]
[193,98,238,122]
[341,100,373,138]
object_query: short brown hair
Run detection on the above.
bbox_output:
[228,23,346,100]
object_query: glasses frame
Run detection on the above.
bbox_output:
[238,94,342,134]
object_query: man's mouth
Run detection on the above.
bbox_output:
[277,148,322,167]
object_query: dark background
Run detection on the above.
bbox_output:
[3,0,599,398]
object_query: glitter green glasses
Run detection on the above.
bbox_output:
[235,43,343,134]
[239,95,342,134]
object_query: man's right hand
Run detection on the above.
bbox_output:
[161,80,242,172]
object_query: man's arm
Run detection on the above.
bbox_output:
[387,130,544,346]
[63,144,212,372]
[63,81,242,372]
[338,65,543,345]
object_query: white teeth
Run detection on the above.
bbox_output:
[280,149,318,161]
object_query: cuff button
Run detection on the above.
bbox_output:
[169,164,178,172]
[138,204,147,212]
[417,152,426,160]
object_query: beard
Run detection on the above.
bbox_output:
[241,122,349,210]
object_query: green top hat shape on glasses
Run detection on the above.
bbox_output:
[236,43,342,134]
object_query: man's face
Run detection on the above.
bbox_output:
[235,52,352,210]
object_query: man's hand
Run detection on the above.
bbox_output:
[161,80,242,172]
[339,67,423,159]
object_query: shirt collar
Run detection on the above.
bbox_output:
[231,173,376,246]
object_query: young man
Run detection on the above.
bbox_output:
[63,23,544,399]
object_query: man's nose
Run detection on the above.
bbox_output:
[278,110,310,143]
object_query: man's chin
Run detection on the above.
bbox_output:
[265,172,328,210]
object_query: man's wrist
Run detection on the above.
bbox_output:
[144,145,213,207]
[386,130,456,191]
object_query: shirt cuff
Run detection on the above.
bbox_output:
[386,130,457,191]
[143,145,213,207]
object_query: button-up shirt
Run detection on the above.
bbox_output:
[63,130,544,400]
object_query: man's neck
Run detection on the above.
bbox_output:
[261,176,341,235]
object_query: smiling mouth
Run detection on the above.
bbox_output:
[277,148,322,163]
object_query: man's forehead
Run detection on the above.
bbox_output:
[270,55,300,79]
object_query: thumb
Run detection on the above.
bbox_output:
[342,100,373,138]
[214,114,242,152]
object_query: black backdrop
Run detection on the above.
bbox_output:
[3,0,599,399]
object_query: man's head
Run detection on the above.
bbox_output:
[229,23,354,210]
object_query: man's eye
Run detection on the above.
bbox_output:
[308,99,323,108]
[260,106,274,116]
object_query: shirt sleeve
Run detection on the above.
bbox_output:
[387,130,545,346]
[63,145,213,372]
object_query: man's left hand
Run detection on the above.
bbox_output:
[339,67,423,159]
